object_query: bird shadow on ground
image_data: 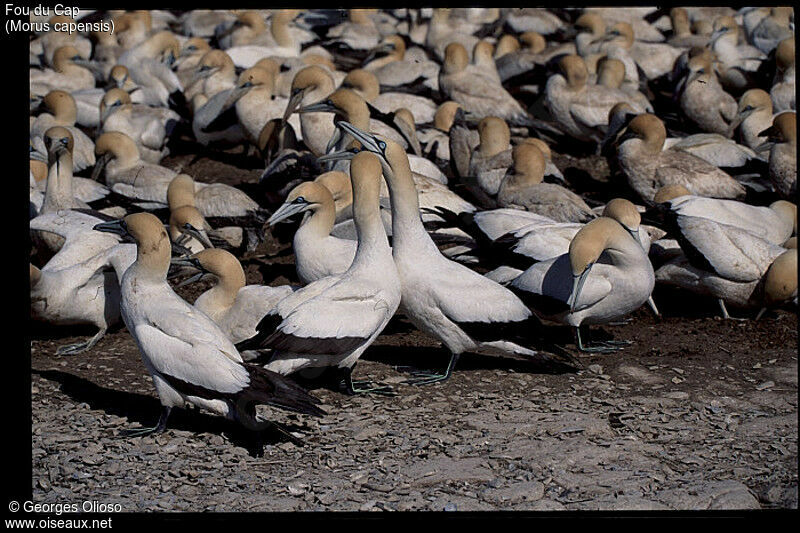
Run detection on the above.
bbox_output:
[32,369,308,457]
[650,286,733,319]
[362,343,580,377]
[28,322,99,342]
[28,322,126,343]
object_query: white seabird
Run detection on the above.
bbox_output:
[322,121,578,384]
[236,152,402,395]
[509,217,655,352]
[93,212,324,437]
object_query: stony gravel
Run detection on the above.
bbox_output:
[29,133,797,512]
[31,306,797,511]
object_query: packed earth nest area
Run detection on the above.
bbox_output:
[28,7,797,512]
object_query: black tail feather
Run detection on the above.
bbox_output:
[239,364,326,418]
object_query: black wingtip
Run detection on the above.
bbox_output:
[235,314,282,351]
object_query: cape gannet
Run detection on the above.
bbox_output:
[759,112,797,199]
[509,217,655,352]
[31,210,135,355]
[497,143,595,223]
[651,185,796,246]
[31,90,96,172]
[615,114,747,201]
[99,88,180,164]
[323,121,578,384]
[237,152,402,395]
[267,180,357,285]
[93,212,324,437]
[655,215,796,320]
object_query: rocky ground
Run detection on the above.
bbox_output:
[30,280,798,512]
[29,145,798,512]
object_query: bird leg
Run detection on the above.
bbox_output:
[55,328,107,356]
[574,327,628,353]
[339,365,396,396]
[404,351,460,386]
[118,406,171,438]
[718,299,748,321]
[646,296,661,318]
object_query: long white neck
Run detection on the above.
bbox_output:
[380,156,440,257]
[195,279,238,318]
[349,172,392,273]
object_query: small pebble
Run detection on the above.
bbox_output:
[755,381,775,391]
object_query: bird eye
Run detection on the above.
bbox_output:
[187,45,196,51]
[114,100,121,106]
[744,105,753,112]
[242,81,253,88]
[294,196,306,204]
[378,141,386,151]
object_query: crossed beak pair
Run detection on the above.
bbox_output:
[318,120,382,159]
[169,256,212,288]
[174,222,214,250]
[290,98,348,155]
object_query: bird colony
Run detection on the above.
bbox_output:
[30,8,796,446]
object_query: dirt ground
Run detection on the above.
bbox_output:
[29,147,798,512]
